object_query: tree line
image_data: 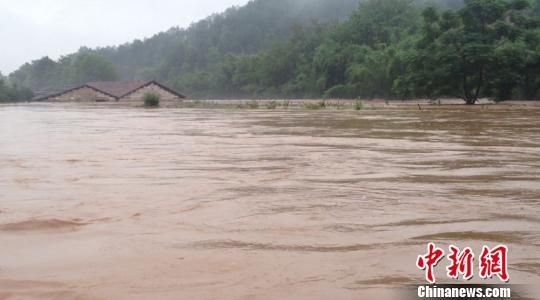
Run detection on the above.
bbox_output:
[0,73,33,103]
[168,0,540,104]
[9,52,118,96]
[7,0,540,104]
[8,0,360,97]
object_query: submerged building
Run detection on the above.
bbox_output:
[36,80,185,103]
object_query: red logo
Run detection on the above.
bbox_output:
[447,246,475,280]
[417,243,509,283]
[479,245,509,282]
[417,243,445,284]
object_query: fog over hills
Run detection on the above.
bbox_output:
[9,0,540,103]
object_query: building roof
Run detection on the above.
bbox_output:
[88,80,152,98]
[35,80,185,101]
[32,84,85,101]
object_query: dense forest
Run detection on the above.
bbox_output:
[7,0,540,103]
[0,72,33,103]
[8,0,362,94]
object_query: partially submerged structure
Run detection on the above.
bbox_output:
[36,80,185,103]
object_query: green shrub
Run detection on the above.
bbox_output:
[355,100,364,111]
[144,92,160,107]
[304,100,327,110]
[282,100,290,109]
[265,100,278,109]
[247,100,259,109]
[335,101,346,110]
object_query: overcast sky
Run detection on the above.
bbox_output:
[0,0,250,74]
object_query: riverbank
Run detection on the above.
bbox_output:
[6,99,540,110]
[173,99,540,110]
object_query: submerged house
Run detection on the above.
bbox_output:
[36,80,185,103]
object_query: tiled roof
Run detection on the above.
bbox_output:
[87,80,152,98]
[34,80,186,101]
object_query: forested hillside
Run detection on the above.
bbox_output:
[96,0,363,80]
[9,0,540,103]
[0,72,32,102]
[8,0,360,93]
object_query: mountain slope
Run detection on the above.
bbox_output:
[96,0,362,79]
[9,0,470,96]
[9,0,360,92]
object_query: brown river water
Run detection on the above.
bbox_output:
[0,103,539,299]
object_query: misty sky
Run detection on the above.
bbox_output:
[0,0,250,74]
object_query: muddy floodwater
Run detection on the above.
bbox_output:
[0,103,539,299]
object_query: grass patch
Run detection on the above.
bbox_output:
[246,100,260,109]
[304,100,327,110]
[282,100,290,109]
[265,101,278,109]
[173,99,394,110]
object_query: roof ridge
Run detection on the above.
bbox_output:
[86,80,152,98]
[34,80,185,101]
[118,80,185,99]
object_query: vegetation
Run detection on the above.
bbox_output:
[246,100,260,109]
[9,53,118,94]
[171,99,371,110]
[6,0,540,104]
[396,0,540,104]
[0,73,33,102]
[144,92,160,107]
[355,100,364,110]
[265,100,279,109]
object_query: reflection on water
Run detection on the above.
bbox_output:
[0,103,539,299]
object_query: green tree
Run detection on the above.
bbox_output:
[346,44,404,99]
[0,75,33,103]
[343,0,420,47]
[73,53,118,84]
[399,0,532,104]
[521,29,540,99]
[0,75,7,101]
[7,0,540,101]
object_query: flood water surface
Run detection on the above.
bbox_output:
[0,103,539,299]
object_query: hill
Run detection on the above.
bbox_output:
[8,0,360,92]
[14,0,540,104]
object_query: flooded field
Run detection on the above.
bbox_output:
[0,103,539,299]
